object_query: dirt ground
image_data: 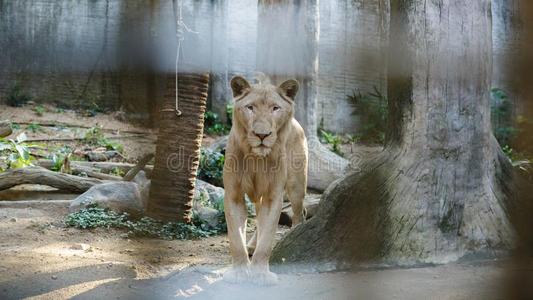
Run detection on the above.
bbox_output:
[0,198,512,300]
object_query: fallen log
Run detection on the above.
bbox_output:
[72,169,123,181]
[15,121,152,135]
[0,166,103,193]
[0,121,12,138]
[25,134,145,143]
[36,159,153,177]
[34,160,123,181]
[85,150,121,162]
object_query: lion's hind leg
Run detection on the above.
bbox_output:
[286,173,306,226]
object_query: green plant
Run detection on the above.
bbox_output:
[26,123,42,133]
[204,111,230,135]
[502,145,532,173]
[195,189,253,230]
[198,148,225,186]
[84,127,124,153]
[10,123,20,130]
[0,133,36,169]
[320,130,343,156]
[110,167,125,177]
[491,88,518,146]
[34,105,46,116]
[347,87,388,144]
[49,146,73,172]
[6,83,31,107]
[65,205,225,239]
[226,104,234,126]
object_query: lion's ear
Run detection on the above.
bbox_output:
[230,76,251,99]
[278,79,299,101]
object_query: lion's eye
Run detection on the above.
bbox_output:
[246,105,254,111]
[272,106,281,112]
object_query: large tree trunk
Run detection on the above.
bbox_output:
[272,0,515,268]
[256,0,349,192]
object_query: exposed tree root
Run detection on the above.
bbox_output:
[272,145,516,269]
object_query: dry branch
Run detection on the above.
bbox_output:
[0,166,102,192]
[123,153,154,181]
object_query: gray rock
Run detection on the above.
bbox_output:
[133,171,151,208]
[194,206,221,228]
[279,193,322,226]
[70,243,91,251]
[207,136,228,153]
[68,175,224,220]
[194,179,225,208]
[69,182,144,217]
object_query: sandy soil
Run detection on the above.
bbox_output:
[0,199,512,300]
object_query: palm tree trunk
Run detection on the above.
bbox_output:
[147,73,209,222]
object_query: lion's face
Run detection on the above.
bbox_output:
[230,76,299,157]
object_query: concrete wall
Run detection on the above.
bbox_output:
[0,0,121,109]
[317,0,388,134]
[0,0,519,134]
[207,0,389,134]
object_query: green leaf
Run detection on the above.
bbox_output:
[14,144,29,161]
[16,132,27,143]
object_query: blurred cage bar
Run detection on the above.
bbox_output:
[505,0,533,299]
[147,72,209,222]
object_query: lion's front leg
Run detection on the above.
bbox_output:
[223,186,250,283]
[249,192,283,285]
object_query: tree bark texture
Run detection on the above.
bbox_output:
[147,73,209,222]
[272,0,515,268]
[257,0,349,191]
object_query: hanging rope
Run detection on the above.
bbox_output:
[162,0,198,116]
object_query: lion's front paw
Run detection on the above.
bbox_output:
[223,266,250,284]
[249,270,278,286]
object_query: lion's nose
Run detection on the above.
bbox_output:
[254,132,272,140]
